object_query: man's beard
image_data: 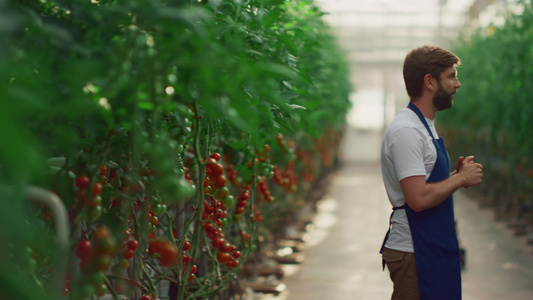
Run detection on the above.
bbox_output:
[433,83,454,111]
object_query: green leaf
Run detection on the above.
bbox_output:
[261,8,283,27]
[138,101,154,110]
[257,62,297,80]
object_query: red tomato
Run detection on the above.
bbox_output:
[237,199,247,208]
[92,183,103,196]
[190,264,198,274]
[182,239,191,252]
[210,176,226,190]
[241,231,251,242]
[127,239,139,251]
[206,162,224,178]
[75,240,92,262]
[211,237,225,250]
[182,254,192,265]
[123,249,135,260]
[239,190,250,201]
[149,239,178,267]
[218,241,231,252]
[227,259,239,268]
[203,223,216,235]
[99,165,107,176]
[76,176,90,190]
[210,153,221,162]
[217,252,231,264]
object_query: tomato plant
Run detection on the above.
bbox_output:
[441,3,533,234]
[0,0,351,299]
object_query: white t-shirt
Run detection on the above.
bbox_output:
[381,107,439,252]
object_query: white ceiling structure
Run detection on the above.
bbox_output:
[316,0,477,65]
[314,0,479,128]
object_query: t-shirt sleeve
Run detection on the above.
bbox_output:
[389,126,427,181]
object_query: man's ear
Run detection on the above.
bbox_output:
[423,74,437,91]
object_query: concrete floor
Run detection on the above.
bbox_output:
[271,127,533,300]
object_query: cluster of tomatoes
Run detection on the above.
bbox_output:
[272,161,298,192]
[295,149,317,183]
[257,176,274,203]
[203,222,241,268]
[225,163,239,186]
[232,188,250,222]
[74,165,107,221]
[118,229,140,270]
[67,143,269,298]
[73,225,117,298]
[231,187,263,223]
[255,144,270,163]
[147,209,159,236]
[202,194,229,227]
[180,238,197,282]
[204,153,227,194]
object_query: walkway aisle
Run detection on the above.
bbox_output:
[276,128,392,300]
[276,127,533,300]
[456,190,533,300]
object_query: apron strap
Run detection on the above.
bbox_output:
[407,102,437,141]
[381,204,407,270]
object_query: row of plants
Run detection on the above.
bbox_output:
[439,1,532,231]
[0,0,351,299]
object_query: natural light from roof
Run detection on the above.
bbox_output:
[313,0,479,129]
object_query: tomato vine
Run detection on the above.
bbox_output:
[440,1,533,236]
[0,0,351,299]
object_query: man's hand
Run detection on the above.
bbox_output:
[457,156,483,188]
[400,155,484,212]
[455,156,465,173]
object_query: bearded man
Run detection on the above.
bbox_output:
[379,45,484,300]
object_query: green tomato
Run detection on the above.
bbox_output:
[175,178,195,199]
[175,143,184,154]
[222,195,235,207]
[183,126,192,137]
[220,218,228,227]
[88,206,102,222]
[89,271,105,287]
[176,135,187,145]
[79,283,96,298]
[152,204,167,214]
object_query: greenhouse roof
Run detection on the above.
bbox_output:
[316,0,477,65]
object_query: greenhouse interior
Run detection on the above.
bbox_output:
[0,0,532,299]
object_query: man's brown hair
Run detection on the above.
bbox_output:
[403,45,461,98]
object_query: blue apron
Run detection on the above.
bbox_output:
[380,102,462,300]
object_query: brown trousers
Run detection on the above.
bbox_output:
[382,248,420,300]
